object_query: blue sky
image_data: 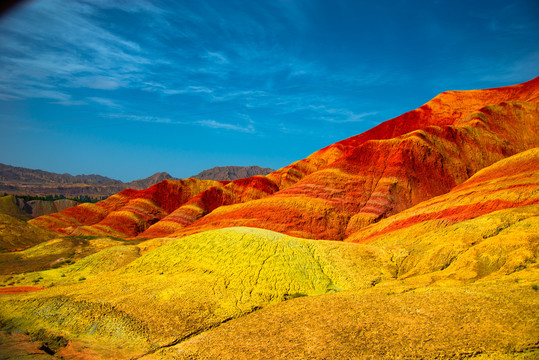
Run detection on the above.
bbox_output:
[0,0,537,181]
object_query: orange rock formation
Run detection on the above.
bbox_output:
[30,77,539,240]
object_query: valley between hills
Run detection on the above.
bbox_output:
[0,77,538,359]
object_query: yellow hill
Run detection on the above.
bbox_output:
[0,213,57,252]
[145,204,539,359]
[164,269,538,359]
[0,195,31,220]
[0,227,392,357]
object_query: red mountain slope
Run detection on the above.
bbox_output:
[140,175,279,238]
[29,179,222,237]
[347,147,539,244]
[168,81,539,240]
[31,77,539,240]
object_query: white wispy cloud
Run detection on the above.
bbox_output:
[105,114,172,124]
[74,76,127,90]
[205,51,230,65]
[88,97,123,109]
[196,120,255,133]
[319,109,378,123]
[52,99,87,106]
[103,112,256,134]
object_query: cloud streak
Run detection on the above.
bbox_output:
[195,120,255,133]
[103,112,256,134]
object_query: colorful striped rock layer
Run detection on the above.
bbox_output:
[30,77,539,240]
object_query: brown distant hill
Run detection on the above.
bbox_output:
[0,163,120,186]
[192,165,275,181]
[0,164,272,198]
[0,164,178,198]
[126,172,177,189]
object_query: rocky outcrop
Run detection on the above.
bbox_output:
[0,195,79,220]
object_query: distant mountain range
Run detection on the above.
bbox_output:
[192,165,274,181]
[0,163,274,198]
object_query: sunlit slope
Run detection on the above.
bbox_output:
[146,195,539,359]
[0,227,392,358]
[268,76,539,189]
[171,101,539,240]
[30,178,221,238]
[163,271,538,360]
[0,213,57,252]
[348,147,539,243]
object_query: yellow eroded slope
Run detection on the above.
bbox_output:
[143,205,539,359]
[0,227,392,358]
